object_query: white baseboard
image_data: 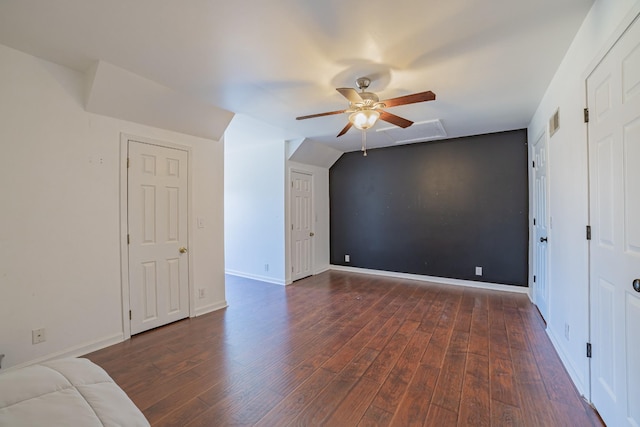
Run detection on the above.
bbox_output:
[547,327,589,400]
[225,269,287,285]
[329,265,529,294]
[194,299,228,317]
[4,332,124,372]
[313,265,331,275]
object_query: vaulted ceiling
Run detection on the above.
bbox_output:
[0,0,594,152]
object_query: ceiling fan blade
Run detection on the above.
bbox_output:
[336,88,363,104]
[381,91,436,108]
[296,109,346,120]
[380,111,413,128]
[337,122,352,137]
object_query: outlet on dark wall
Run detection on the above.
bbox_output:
[330,129,529,286]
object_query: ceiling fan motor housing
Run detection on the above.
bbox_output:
[357,92,380,107]
[355,77,371,90]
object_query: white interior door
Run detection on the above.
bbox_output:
[533,132,550,321]
[128,140,189,335]
[587,14,640,427]
[291,171,313,281]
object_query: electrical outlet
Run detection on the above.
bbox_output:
[264,264,269,272]
[345,254,350,262]
[565,323,570,340]
[475,266,483,276]
[32,328,46,344]
[198,288,205,299]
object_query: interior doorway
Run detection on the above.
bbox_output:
[587,13,640,426]
[290,170,314,281]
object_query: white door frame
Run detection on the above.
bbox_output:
[119,133,195,339]
[287,168,314,284]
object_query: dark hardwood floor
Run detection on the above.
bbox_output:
[85,271,603,426]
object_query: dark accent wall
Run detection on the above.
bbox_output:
[330,129,529,286]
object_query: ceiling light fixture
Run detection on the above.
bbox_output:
[349,108,380,130]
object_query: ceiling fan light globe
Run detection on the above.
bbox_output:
[350,109,380,130]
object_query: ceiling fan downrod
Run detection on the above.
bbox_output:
[355,77,371,92]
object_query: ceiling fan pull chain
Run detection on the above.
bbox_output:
[361,130,368,157]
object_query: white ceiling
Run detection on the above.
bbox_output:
[0,0,594,152]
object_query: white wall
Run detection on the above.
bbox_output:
[224,117,332,285]
[224,115,287,284]
[527,0,639,396]
[0,43,226,370]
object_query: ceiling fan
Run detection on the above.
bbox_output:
[296,77,436,137]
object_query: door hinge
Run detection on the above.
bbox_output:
[584,108,589,123]
[127,234,130,244]
[129,310,132,320]
[533,218,536,226]
[586,342,592,358]
[532,161,535,168]
[533,275,536,283]
[586,225,591,240]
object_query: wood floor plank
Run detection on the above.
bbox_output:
[458,353,490,426]
[425,404,458,427]
[358,405,395,426]
[489,356,519,407]
[430,351,466,413]
[389,365,440,427]
[83,271,603,427]
[254,368,336,426]
[362,320,419,383]
[490,400,524,427]
[324,377,381,426]
[154,397,210,427]
[370,329,432,413]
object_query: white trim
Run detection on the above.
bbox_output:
[225,270,288,286]
[119,133,194,340]
[329,265,529,294]
[118,136,130,339]
[582,5,640,82]
[314,265,331,276]
[547,327,588,398]
[3,333,124,373]
[194,300,228,317]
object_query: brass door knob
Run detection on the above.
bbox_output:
[179,247,188,254]
[310,232,315,237]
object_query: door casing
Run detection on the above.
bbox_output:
[119,133,195,339]
[288,168,314,284]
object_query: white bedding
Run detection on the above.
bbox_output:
[0,358,149,427]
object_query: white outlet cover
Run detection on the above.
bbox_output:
[475,266,483,276]
[345,255,350,262]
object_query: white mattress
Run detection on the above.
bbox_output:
[0,358,149,427]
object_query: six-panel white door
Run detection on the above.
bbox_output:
[533,132,550,322]
[128,140,190,335]
[587,14,640,427]
[291,171,313,281]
